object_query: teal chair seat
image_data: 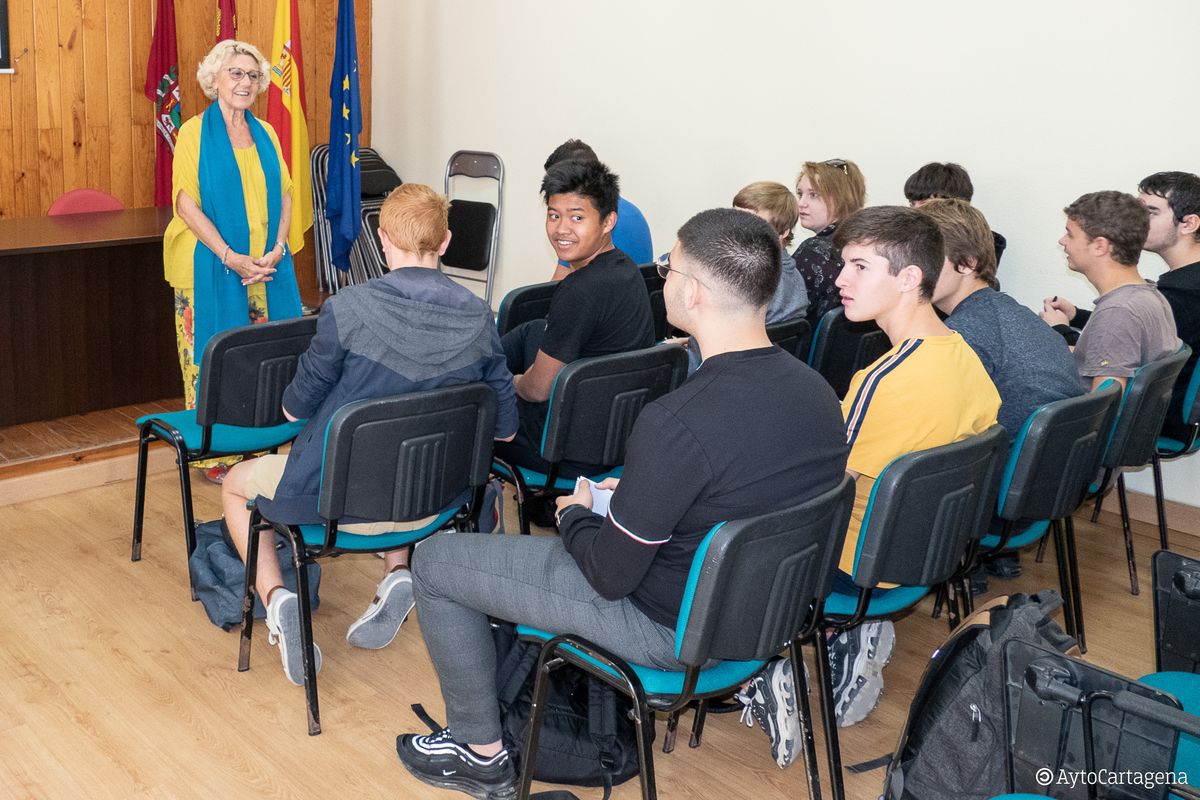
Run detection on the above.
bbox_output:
[516,624,763,697]
[980,520,1050,551]
[1157,435,1199,457]
[1138,671,1200,775]
[296,506,460,551]
[823,585,930,617]
[491,460,622,492]
[137,410,305,455]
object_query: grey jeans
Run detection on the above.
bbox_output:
[411,531,682,744]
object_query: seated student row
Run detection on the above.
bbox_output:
[215,149,1199,795]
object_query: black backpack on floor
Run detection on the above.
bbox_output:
[492,622,641,798]
[881,591,1077,800]
[410,623,641,799]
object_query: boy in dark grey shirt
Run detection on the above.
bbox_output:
[922,200,1082,437]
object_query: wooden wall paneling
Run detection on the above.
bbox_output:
[82,0,111,191]
[1,0,374,219]
[105,0,133,205]
[129,0,153,210]
[36,129,65,213]
[0,130,14,219]
[0,57,11,129]
[12,0,40,217]
[33,0,61,132]
[58,0,87,206]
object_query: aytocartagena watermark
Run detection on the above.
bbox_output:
[1035,767,1189,789]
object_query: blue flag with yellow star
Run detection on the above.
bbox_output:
[326,0,361,271]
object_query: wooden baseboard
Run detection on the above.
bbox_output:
[1106,487,1200,540]
[0,444,177,506]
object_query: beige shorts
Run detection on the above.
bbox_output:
[243,455,439,535]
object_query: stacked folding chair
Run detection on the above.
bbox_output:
[310,144,400,291]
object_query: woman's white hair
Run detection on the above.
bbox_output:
[196,40,270,101]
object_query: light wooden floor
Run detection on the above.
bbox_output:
[1,465,1196,800]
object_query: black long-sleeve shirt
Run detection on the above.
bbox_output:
[558,346,849,627]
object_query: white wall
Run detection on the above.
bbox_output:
[370,0,1200,505]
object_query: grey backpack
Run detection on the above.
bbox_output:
[882,591,1077,800]
[188,519,321,631]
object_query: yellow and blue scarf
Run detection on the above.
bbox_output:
[192,101,301,363]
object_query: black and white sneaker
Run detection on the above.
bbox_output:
[736,657,802,768]
[396,728,518,800]
[827,620,895,727]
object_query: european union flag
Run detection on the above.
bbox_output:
[326,0,361,271]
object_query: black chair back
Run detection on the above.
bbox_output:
[444,200,498,272]
[496,281,558,337]
[1003,640,1195,800]
[638,263,669,340]
[765,316,813,362]
[808,306,890,397]
[317,383,496,524]
[998,384,1122,523]
[1152,549,1200,674]
[854,426,1007,588]
[541,346,689,467]
[1102,347,1190,469]
[196,315,319,428]
[676,476,856,667]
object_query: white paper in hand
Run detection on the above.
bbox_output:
[576,477,614,518]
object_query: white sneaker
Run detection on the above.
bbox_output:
[828,620,895,727]
[737,657,805,768]
[264,589,322,686]
[346,569,415,650]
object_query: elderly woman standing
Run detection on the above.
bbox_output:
[162,40,303,483]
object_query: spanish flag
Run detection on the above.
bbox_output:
[266,0,313,245]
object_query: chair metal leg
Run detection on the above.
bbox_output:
[931,584,946,620]
[518,653,558,800]
[1035,536,1048,564]
[176,450,199,601]
[1152,453,1170,551]
[131,428,152,562]
[1091,481,1107,523]
[662,709,679,753]
[957,576,975,618]
[791,642,823,800]
[1064,516,1087,653]
[1050,521,1078,645]
[292,535,322,736]
[631,704,658,800]
[812,631,846,800]
[688,699,708,748]
[944,582,962,632]
[237,516,261,673]
[1116,475,1140,595]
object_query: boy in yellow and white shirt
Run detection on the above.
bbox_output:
[828,206,999,727]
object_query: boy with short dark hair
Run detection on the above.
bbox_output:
[827,206,1000,726]
[497,159,655,482]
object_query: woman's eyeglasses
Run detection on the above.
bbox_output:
[226,67,264,83]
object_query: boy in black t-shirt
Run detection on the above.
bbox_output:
[497,159,655,479]
[396,209,849,796]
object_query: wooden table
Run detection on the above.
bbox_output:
[0,207,178,426]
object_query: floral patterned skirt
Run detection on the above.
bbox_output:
[173,284,269,468]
